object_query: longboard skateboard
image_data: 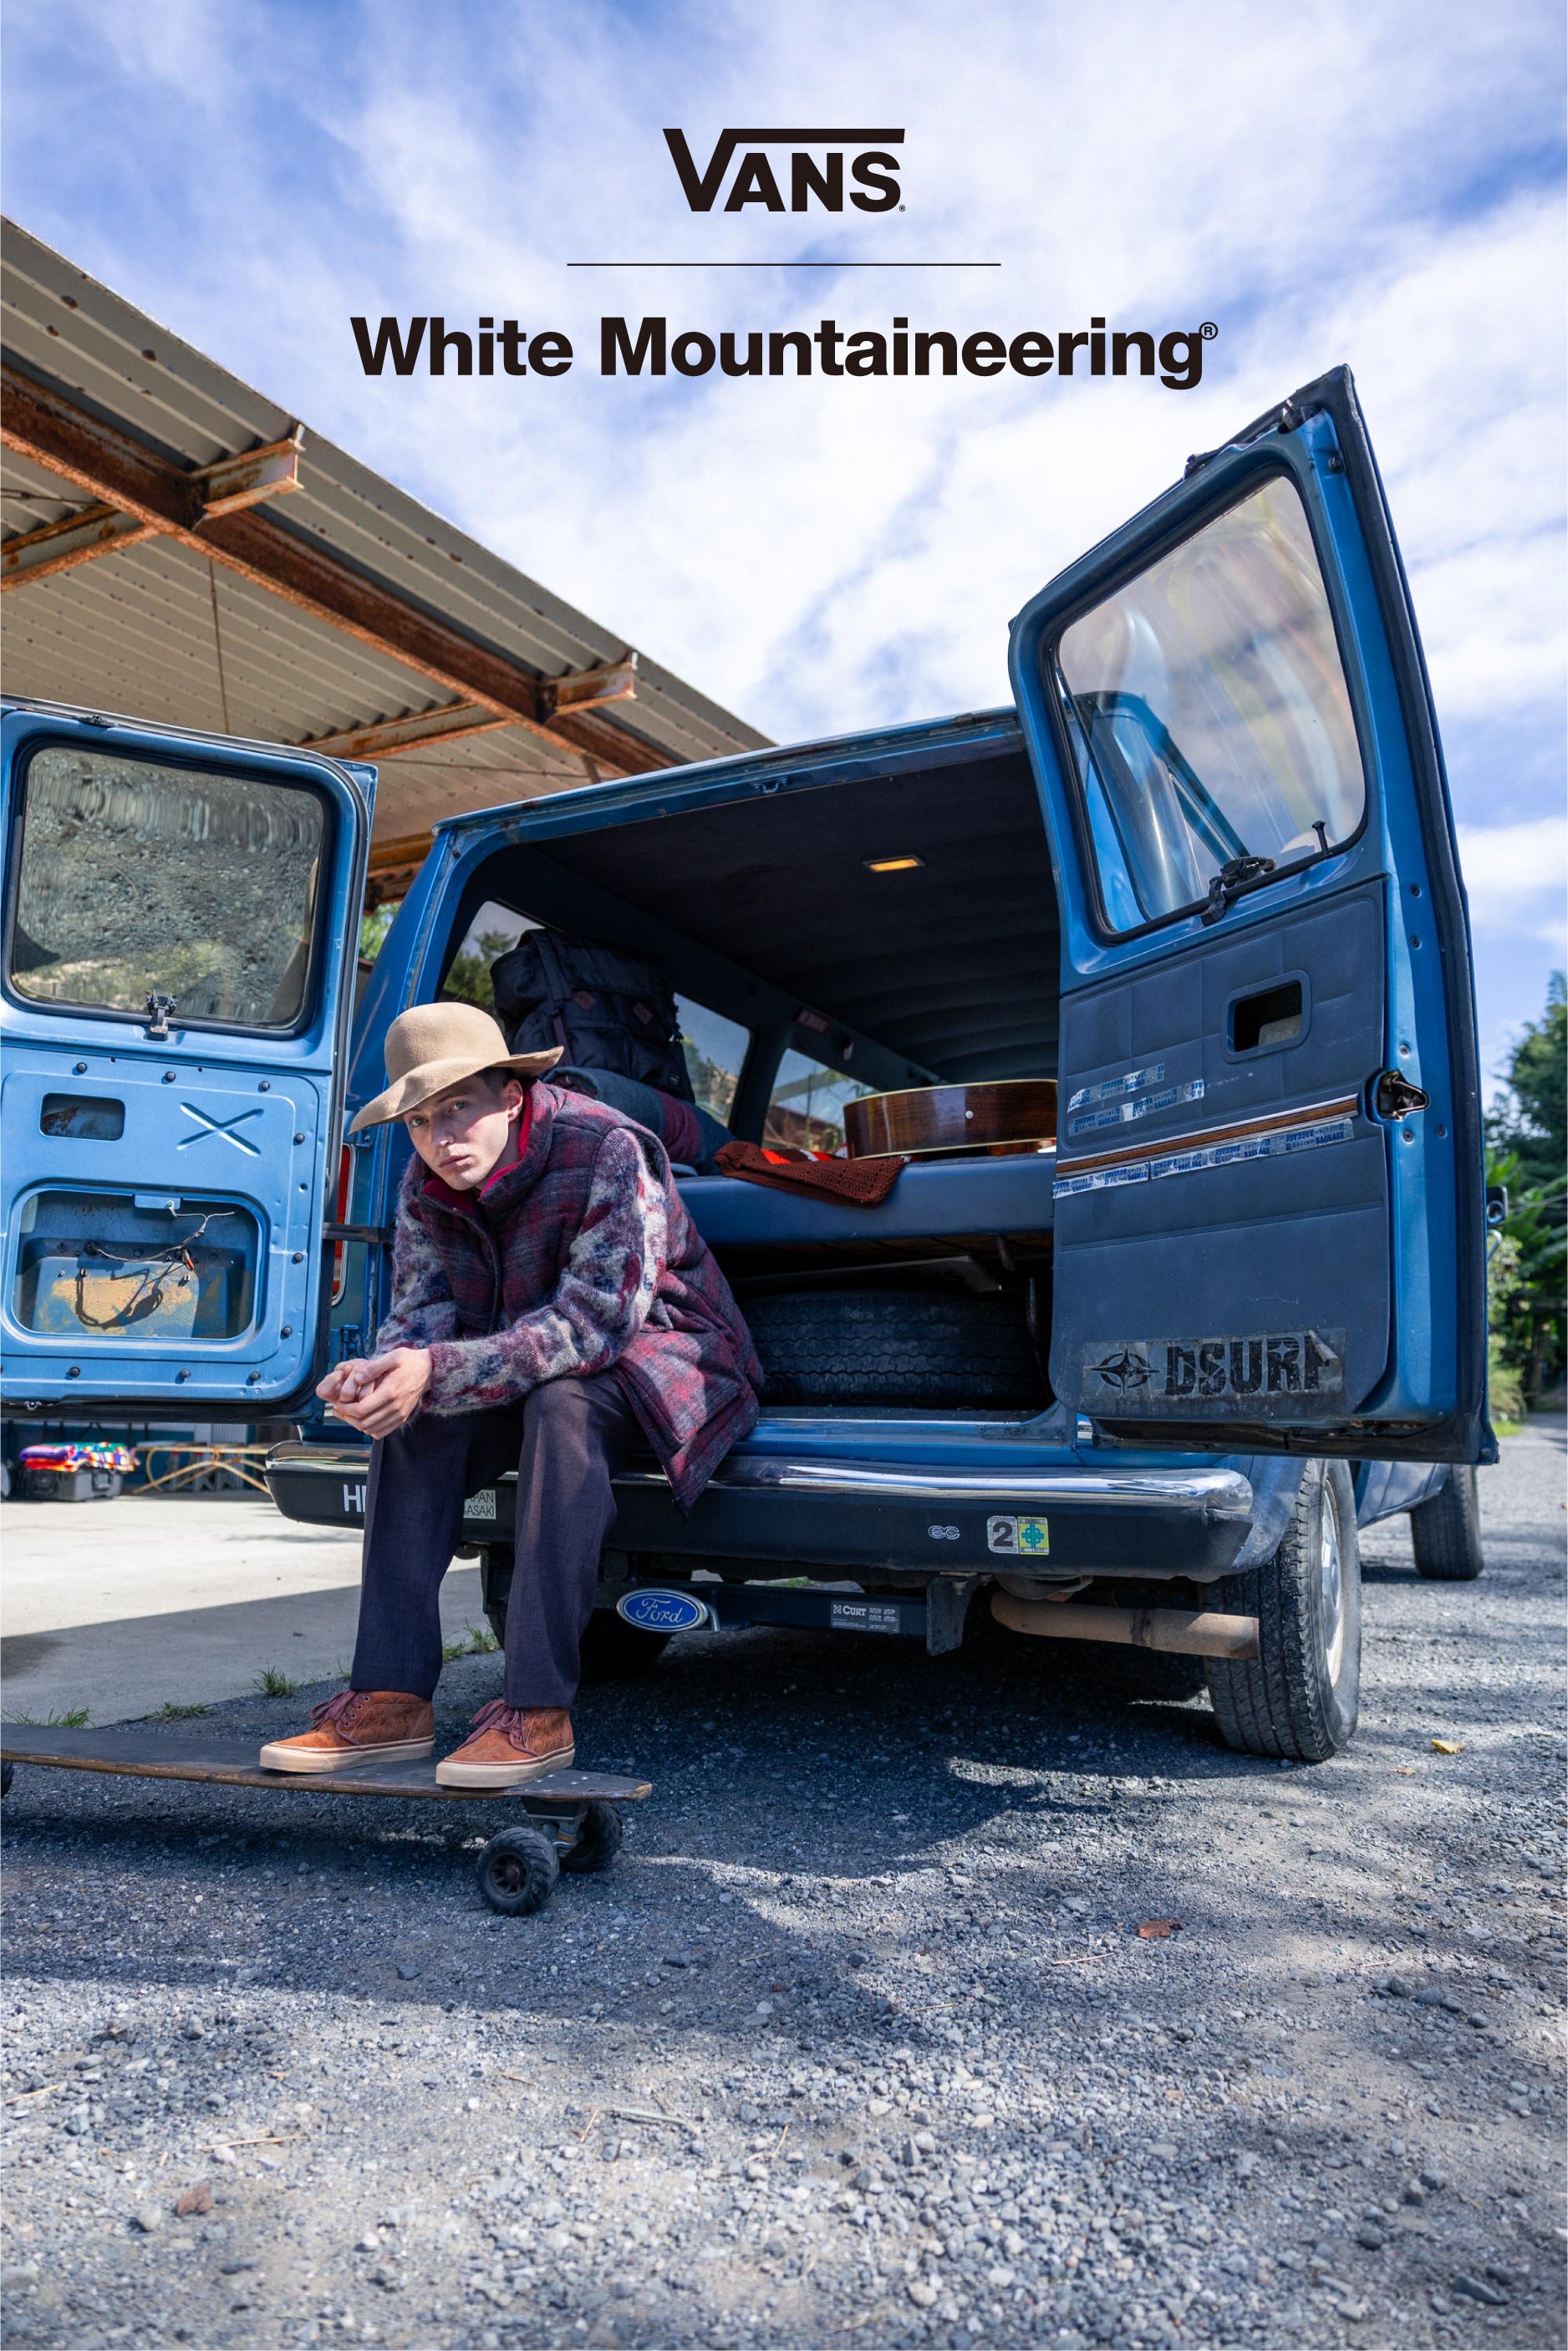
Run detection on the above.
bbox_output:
[0,1724,649,1915]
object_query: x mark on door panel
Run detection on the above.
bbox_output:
[176,1102,265,1154]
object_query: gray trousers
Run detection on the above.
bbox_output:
[349,1371,641,1709]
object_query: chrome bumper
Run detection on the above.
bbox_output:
[267,1443,1255,1583]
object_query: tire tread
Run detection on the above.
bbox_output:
[1410,1466,1484,1580]
[744,1287,1046,1407]
[1204,1460,1361,1763]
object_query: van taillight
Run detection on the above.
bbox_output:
[330,1146,353,1303]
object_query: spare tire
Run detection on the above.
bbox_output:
[743,1285,1047,1407]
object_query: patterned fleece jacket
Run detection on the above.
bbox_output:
[374,1081,762,1508]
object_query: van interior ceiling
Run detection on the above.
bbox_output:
[435,740,1063,1142]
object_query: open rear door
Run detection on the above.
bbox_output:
[1010,367,1489,1462]
[1,704,372,1417]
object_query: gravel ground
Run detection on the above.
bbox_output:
[3,1422,1563,2351]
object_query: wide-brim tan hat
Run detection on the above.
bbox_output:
[349,1002,562,1133]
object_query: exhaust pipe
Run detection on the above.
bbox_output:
[990,1590,1259,1660]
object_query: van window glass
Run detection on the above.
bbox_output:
[10,746,326,1026]
[764,1050,875,1153]
[441,900,541,1010]
[1055,476,1365,933]
[675,996,750,1125]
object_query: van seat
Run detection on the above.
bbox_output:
[676,1151,1056,1245]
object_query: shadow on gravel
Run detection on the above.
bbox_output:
[3,1594,1557,2091]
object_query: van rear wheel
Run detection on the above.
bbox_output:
[1205,1459,1361,1763]
[1410,1465,1484,1581]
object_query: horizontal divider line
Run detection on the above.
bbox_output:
[1056,1092,1362,1178]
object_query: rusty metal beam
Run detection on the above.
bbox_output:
[296,704,513,761]
[368,828,441,873]
[1,365,191,530]
[547,652,638,715]
[0,386,303,593]
[1,501,160,588]
[193,427,304,518]
[0,364,673,777]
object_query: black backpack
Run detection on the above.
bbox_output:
[490,930,695,1102]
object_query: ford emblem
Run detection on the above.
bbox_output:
[617,1588,711,1633]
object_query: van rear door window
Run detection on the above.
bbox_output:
[1054,476,1366,934]
[9,746,327,1028]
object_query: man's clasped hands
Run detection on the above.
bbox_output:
[316,1346,433,1438]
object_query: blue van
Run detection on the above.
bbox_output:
[0,366,1492,1763]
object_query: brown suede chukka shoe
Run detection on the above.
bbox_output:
[259,1690,435,1774]
[435,1702,575,1789]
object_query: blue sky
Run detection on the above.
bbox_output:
[4,0,1564,1092]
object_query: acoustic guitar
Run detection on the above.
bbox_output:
[845,1078,1058,1161]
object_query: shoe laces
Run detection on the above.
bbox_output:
[310,1689,362,1729]
[468,1698,527,1737]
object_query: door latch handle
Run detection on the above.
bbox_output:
[1372,1069,1431,1120]
[144,990,176,1041]
[1200,854,1276,925]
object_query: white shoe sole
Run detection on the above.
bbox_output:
[259,1737,435,1774]
[434,1744,575,1789]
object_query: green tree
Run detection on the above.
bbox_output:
[1486,973,1566,1408]
[1489,971,1566,1187]
[359,902,399,964]
[440,929,517,1011]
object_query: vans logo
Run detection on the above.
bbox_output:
[663,127,904,214]
[1084,1329,1347,1407]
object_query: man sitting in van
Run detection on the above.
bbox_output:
[261,1002,761,1788]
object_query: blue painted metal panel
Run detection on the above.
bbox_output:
[1,704,373,1412]
[1007,368,1488,1462]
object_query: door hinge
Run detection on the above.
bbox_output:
[1372,1070,1431,1121]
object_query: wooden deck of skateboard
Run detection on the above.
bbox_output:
[0,1724,649,1809]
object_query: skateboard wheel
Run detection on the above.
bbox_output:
[476,1825,559,1916]
[559,1800,622,1875]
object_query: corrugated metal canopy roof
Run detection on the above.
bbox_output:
[1,219,767,879]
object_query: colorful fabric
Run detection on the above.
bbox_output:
[19,1443,137,1473]
[375,1081,762,1509]
[714,1138,907,1206]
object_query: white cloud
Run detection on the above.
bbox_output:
[1457,818,1568,944]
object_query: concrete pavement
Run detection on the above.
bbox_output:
[0,1491,486,1726]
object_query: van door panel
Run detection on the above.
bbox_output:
[1011,367,1488,1460]
[1,707,372,1413]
